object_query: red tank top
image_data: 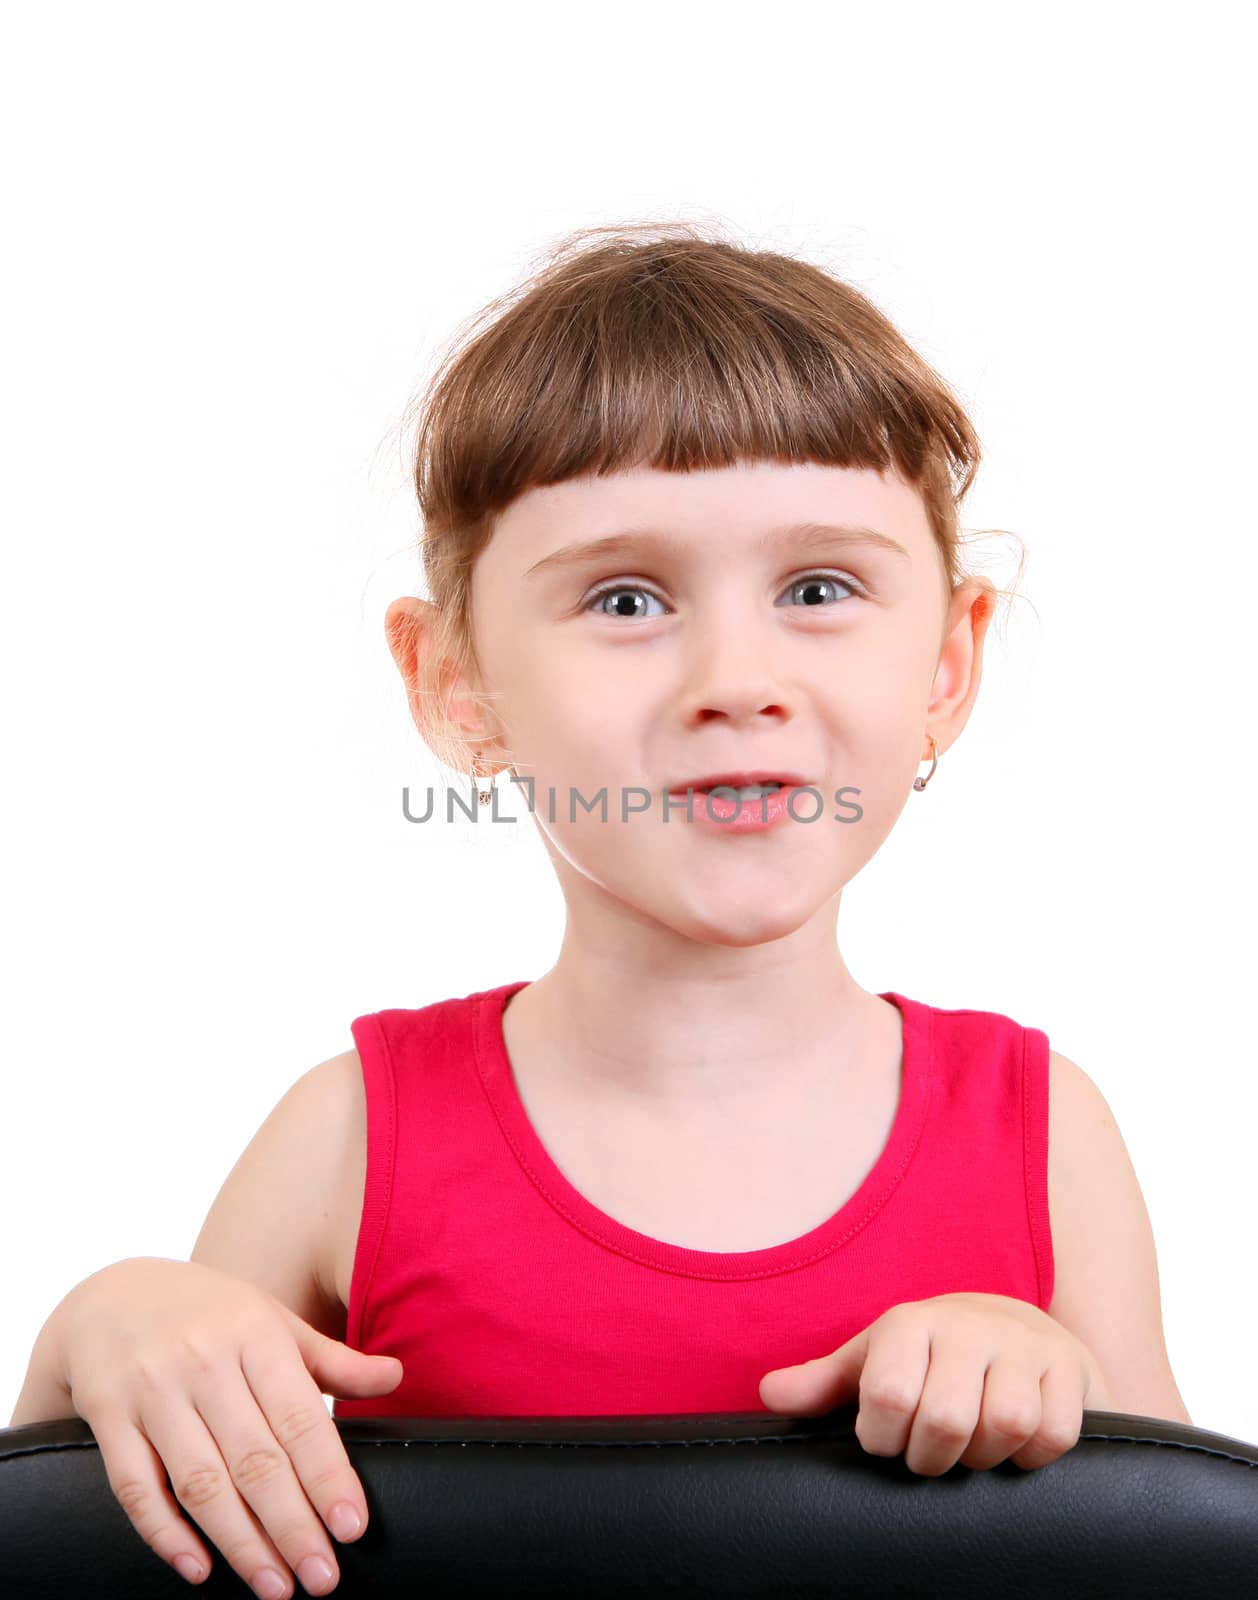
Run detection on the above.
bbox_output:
[333,981,1053,1419]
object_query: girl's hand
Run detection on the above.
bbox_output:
[758,1292,1109,1476]
[59,1257,404,1595]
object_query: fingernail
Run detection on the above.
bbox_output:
[329,1502,363,1541]
[298,1555,334,1594]
[174,1555,204,1583]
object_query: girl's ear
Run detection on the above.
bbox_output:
[923,578,997,758]
[384,595,506,773]
[384,596,441,734]
[384,596,430,689]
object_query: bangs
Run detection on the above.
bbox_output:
[411,224,979,551]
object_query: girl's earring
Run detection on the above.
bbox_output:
[473,760,494,806]
[913,734,939,793]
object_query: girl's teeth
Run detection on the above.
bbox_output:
[705,783,783,798]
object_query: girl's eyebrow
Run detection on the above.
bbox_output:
[523,521,911,581]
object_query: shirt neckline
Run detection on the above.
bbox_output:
[472,979,934,1281]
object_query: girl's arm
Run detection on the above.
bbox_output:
[1045,1049,1191,1424]
[11,1047,356,1429]
[10,1283,83,1424]
[187,1049,359,1339]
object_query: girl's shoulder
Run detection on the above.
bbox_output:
[189,1049,363,1343]
[316,1048,368,1334]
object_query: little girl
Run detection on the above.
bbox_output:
[12,220,1191,1598]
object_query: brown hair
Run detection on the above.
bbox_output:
[397,219,1022,776]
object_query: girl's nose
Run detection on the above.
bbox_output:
[671,610,794,723]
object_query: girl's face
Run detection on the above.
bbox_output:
[460,459,990,948]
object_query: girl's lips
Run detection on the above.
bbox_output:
[665,783,809,833]
[666,771,810,793]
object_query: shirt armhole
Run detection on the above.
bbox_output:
[345,1013,398,1352]
[1022,1024,1055,1312]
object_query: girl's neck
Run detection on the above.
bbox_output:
[505,953,884,1117]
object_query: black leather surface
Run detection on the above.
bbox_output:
[3,1406,1257,1595]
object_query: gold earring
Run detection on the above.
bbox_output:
[472,759,494,806]
[913,734,939,793]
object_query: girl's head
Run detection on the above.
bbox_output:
[387,221,1006,952]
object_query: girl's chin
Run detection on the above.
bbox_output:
[578,854,837,938]
[664,898,819,949]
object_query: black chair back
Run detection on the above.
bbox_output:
[4,1407,1257,1595]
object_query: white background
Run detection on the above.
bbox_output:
[2,2,1253,1445]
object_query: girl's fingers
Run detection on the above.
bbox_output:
[135,1387,300,1596]
[1008,1360,1086,1472]
[957,1356,1043,1472]
[86,1402,217,1584]
[852,1309,931,1463]
[901,1338,988,1477]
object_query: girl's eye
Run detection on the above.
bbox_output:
[583,572,864,620]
